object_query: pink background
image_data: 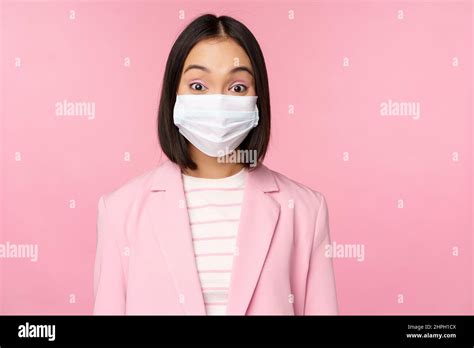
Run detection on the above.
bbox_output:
[1,0,472,314]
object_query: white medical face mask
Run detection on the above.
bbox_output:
[173,93,259,157]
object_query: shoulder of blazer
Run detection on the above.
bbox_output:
[267,168,325,211]
[268,168,329,246]
[99,161,168,213]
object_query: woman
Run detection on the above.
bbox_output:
[93,13,338,315]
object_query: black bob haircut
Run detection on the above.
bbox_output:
[157,13,271,171]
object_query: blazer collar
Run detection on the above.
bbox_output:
[146,159,280,315]
[150,159,279,193]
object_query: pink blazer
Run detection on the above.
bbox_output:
[93,160,338,315]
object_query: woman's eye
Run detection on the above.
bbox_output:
[230,84,247,93]
[189,82,207,91]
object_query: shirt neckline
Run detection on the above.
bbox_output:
[182,167,246,185]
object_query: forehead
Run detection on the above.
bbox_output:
[183,37,252,72]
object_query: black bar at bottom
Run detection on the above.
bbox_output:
[0,315,472,346]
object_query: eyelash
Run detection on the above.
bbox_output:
[189,82,248,93]
[230,84,248,93]
[189,82,207,91]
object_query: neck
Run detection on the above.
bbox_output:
[183,145,245,179]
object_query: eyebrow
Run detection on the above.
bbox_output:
[183,64,254,77]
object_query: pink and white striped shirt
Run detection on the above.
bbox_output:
[182,167,246,315]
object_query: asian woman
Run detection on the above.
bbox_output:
[93,13,338,315]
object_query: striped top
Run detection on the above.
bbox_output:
[182,167,246,315]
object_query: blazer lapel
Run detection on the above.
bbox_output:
[146,160,206,315]
[225,163,280,315]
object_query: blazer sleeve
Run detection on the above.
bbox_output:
[303,193,339,315]
[93,194,126,314]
